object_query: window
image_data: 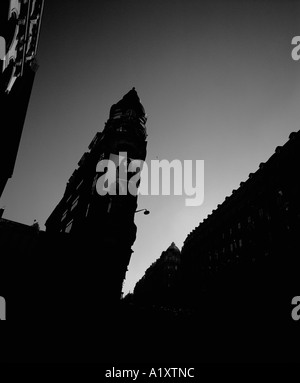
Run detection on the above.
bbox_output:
[92,174,99,194]
[239,239,242,248]
[259,208,264,217]
[126,109,136,119]
[107,199,112,213]
[230,244,234,252]
[61,210,68,222]
[86,203,90,217]
[65,220,73,233]
[76,180,83,190]
[71,196,79,211]
[237,222,241,230]
[113,109,122,119]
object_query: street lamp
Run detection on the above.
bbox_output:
[135,208,150,215]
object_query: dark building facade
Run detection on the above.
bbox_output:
[177,130,300,348]
[0,84,148,362]
[45,88,148,302]
[125,131,300,362]
[0,0,44,197]
[134,242,181,307]
[0,216,49,324]
[0,217,40,256]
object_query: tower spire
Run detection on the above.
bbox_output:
[109,88,146,119]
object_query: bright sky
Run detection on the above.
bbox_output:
[1,0,300,294]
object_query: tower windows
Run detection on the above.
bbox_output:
[126,109,136,119]
[65,220,73,233]
[86,203,90,217]
[71,196,79,211]
[76,180,83,190]
[92,174,99,194]
[112,108,122,119]
[61,210,67,222]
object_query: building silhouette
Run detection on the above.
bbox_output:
[45,87,148,302]
[134,242,181,307]
[0,217,42,319]
[0,88,149,354]
[131,131,300,318]
[0,217,40,256]
[0,0,44,197]
[123,129,300,362]
[174,129,300,354]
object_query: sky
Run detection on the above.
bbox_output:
[1,0,300,294]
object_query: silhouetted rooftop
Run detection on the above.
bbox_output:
[109,87,146,118]
[168,242,180,253]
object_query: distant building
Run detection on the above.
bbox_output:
[0,217,42,319]
[0,217,40,256]
[45,88,148,302]
[134,242,181,307]
[0,0,44,197]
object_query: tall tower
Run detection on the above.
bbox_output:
[0,0,44,197]
[45,88,148,303]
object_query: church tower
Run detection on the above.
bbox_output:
[45,88,148,303]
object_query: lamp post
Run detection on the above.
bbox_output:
[135,208,150,215]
